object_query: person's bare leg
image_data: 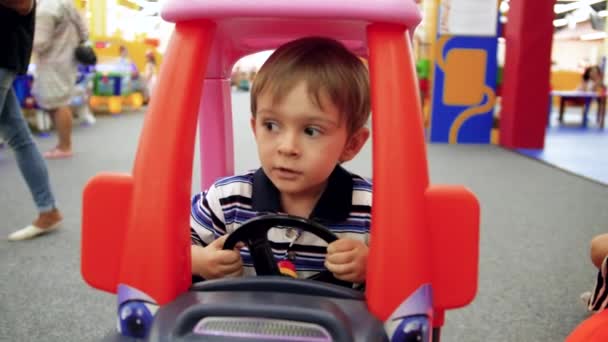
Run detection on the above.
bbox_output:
[591,233,608,269]
[53,106,72,152]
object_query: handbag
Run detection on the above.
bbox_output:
[74,44,97,66]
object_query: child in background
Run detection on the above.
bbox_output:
[581,233,608,312]
[142,51,157,103]
[578,66,604,92]
[559,65,606,124]
[190,37,372,284]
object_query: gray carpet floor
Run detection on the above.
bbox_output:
[1,91,607,341]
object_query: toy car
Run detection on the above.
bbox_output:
[89,62,144,114]
[81,1,481,341]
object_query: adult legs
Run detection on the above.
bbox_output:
[558,97,565,123]
[33,64,76,156]
[0,68,62,239]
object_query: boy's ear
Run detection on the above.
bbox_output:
[340,127,370,163]
[250,117,257,136]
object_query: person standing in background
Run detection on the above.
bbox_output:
[142,50,157,104]
[0,0,63,240]
[117,45,137,74]
[577,66,605,93]
[32,0,88,159]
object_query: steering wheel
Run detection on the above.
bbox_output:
[223,214,353,288]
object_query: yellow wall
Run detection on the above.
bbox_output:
[550,70,581,91]
[94,37,162,73]
[88,0,107,38]
[83,0,164,72]
[550,70,582,106]
[73,0,85,9]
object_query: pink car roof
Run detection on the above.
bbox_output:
[162,0,420,27]
[161,1,421,78]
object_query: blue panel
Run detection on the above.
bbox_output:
[430,36,498,144]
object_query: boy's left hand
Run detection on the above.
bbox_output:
[325,238,368,283]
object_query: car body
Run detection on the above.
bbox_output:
[81,1,480,341]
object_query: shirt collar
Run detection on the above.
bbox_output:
[251,165,353,223]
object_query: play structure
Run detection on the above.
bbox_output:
[88,62,144,114]
[70,65,97,126]
[86,37,163,114]
[81,1,482,341]
[12,73,50,133]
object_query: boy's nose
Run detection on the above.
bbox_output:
[277,132,300,157]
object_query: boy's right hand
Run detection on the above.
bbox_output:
[193,235,244,280]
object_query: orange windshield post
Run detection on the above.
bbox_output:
[366,23,431,321]
[119,21,216,305]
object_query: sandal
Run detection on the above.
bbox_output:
[43,148,73,159]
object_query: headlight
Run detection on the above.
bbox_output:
[118,301,154,338]
[391,315,430,342]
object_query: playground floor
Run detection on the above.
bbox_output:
[517,109,608,186]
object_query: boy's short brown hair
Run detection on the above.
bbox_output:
[250,37,370,134]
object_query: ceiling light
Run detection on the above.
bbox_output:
[580,32,607,40]
[499,1,510,13]
[553,18,569,27]
[555,0,604,14]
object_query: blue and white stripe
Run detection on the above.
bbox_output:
[190,169,372,279]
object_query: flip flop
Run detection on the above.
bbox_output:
[43,148,73,159]
[7,221,62,241]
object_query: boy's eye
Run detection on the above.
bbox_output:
[263,121,279,132]
[304,127,321,137]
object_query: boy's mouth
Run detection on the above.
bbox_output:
[273,167,301,179]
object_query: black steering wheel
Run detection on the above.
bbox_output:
[223,214,353,288]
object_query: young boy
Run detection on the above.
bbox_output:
[190,37,371,284]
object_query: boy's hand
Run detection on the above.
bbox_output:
[325,238,368,283]
[192,235,244,280]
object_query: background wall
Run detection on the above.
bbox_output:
[552,40,603,71]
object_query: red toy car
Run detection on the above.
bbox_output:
[81,1,481,341]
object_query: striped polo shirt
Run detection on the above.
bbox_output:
[190,165,372,279]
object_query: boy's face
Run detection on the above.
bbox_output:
[251,81,368,199]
